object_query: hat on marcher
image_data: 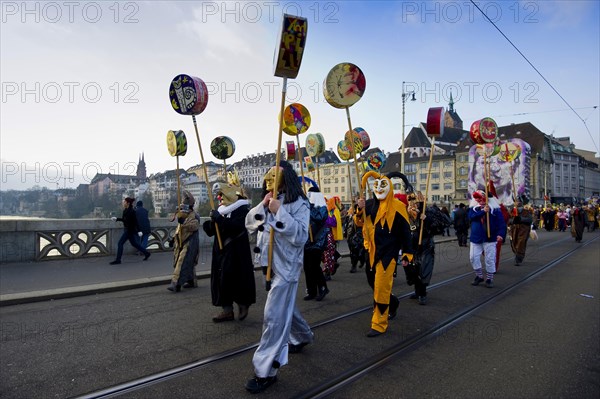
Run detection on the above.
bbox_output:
[124,197,135,204]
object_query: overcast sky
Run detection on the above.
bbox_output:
[1,0,599,190]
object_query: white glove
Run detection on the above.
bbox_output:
[137,232,143,237]
[111,217,117,222]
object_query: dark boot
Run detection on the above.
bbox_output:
[167,282,181,292]
[238,304,250,321]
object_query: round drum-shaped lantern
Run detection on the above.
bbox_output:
[344,130,364,154]
[167,130,187,157]
[323,62,366,109]
[305,133,321,157]
[315,133,326,155]
[282,103,311,136]
[426,107,445,138]
[210,136,235,160]
[470,117,498,144]
[337,140,351,161]
[354,127,370,151]
[366,151,386,171]
[169,74,208,115]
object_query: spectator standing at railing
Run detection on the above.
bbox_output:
[110,197,151,265]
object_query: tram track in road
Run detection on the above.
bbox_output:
[73,233,589,399]
[295,235,599,399]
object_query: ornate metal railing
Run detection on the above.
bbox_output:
[0,218,213,263]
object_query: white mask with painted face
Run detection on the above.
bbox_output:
[373,178,390,200]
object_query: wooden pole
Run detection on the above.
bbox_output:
[191,115,223,249]
[266,77,288,291]
[315,157,321,189]
[296,135,313,242]
[345,107,362,203]
[418,137,436,245]
[296,136,307,194]
[176,156,182,213]
[484,149,490,238]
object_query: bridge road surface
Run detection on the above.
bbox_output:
[0,230,598,398]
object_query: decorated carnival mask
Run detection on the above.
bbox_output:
[472,190,487,206]
[213,169,245,206]
[264,166,283,192]
[372,177,391,200]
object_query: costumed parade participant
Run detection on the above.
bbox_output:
[405,191,449,305]
[509,196,533,266]
[323,196,343,278]
[585,204,598,232]
[488,182,510,272]
[346,203,367,273]
[203,170,256,322]
[110,197,151,265]
[168,190,200,292]
[244,161,314,393]
[571,204,586,243]
[356,171,414,337]
[468,190,507,288]
[542,206,556,232]
[303,186,330,301]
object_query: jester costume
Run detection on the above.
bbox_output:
[355,171,413,337]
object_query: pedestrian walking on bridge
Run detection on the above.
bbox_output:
[110,197,150,265]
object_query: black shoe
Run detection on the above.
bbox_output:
[109,260,121,265]
[182,280,197,289]
[303,294,316,301]
[350,266,357,273]
[471,276,484,286]
[212,311,234,323]
[238,305,249,321]
[366,329,383,337]
[143,252,151,261]
[288,342,309,354]
[167,283,181,292]
[245,376,277,394]
[485,279,494,288]
[315,287,329,301]
[418,296,428,305]
[409,293,418,299]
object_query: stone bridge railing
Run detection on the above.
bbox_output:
[0,218,216,263]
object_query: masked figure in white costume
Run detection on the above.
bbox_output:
[244,161,314,394]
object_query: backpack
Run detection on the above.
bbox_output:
[425,206,452,236]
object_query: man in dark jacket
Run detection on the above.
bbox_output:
[110,197,151,265]
[454,203,469,247]
[135,200,151,251]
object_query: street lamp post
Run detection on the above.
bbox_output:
[401,81,416,173]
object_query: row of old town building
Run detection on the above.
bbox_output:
[4,114,598,218]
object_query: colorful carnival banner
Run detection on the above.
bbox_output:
[468,138,531,206]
